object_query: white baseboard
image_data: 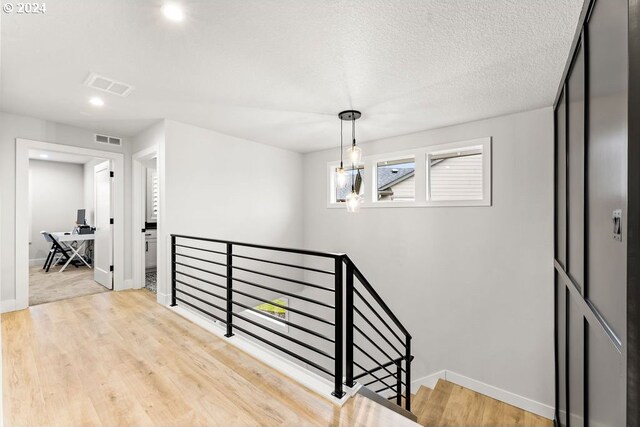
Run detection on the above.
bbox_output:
[157,291,170,306]
[123,279,134,289]
[1,299,16,314]
[410,370,446,392]
[170,305,356,406]
[411,369,554,419]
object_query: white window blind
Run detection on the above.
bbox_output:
[430,153,483,201]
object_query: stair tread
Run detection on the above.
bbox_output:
[417,380,453,425]
[409,386,432,415]
[414,379,552,427]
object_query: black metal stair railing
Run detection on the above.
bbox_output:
[343,256,413,411]
[169,234,412,410]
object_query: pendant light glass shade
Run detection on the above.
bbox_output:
[346,191,360,213]
[336,167,347,188]
[345,145,362,165]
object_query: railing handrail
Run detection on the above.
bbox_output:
[343,255,412,340]
[171,234,346,259]
[170,234,413,411]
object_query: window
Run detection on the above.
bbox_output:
[332,165,364,203]
[246,297,289,331]
[428,146,483,201]
[254,298,288,320]
[146,168,159,222]
[326,137,491,208]
[376,157,415,202]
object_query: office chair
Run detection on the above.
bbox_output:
[41,232,77,272]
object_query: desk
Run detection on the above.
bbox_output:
[51,232,94,272]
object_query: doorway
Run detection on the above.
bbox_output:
[15,139,125,311]
[26,152,114,305]
[132,146,162,299]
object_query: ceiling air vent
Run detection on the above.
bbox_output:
[85,72,134,97]
[95,134,122,146]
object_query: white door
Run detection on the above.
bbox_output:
[94,161,113,289]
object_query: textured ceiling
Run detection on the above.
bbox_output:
[0,0,583,153]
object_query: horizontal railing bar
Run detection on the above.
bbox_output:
[230,300,335,343]
[353,360,397,393]
[354,306,405,359]
[364,372,395,387]
[353,357,404,381]
[232,253,334,275]
[176,252,226,268]
[346,256,411,339]
[176,288,227,314]
[353,354,413,380]
[354,343,397,382]
[232,324,334,376]
[231,288,335,327]
[354,288,406,348]
[232,312,335,360]
[175,243,226,257]
[233,276,335,309]
[176,271,226,291]
[175,280,226,302]
[175,296,227,324]
[375,383,400,394]
[175,261,227,280]
[354,324,405,366]
[232,265,334,292]
[173,234,345,259]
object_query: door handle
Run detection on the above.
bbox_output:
[613,209,622,241]
[146,242,149,252]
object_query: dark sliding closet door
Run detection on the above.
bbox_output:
[554,0,627,426]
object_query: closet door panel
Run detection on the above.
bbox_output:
[556,273,568,427]
[586,0,628,341]
[567,43,585,292]
[568,295,585,427]
[556,92,568,268]
[587,323,625,427]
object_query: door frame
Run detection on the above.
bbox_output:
[132,145,165,304]
[15,138,125,310]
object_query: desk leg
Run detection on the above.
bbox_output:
[59,242,91,272]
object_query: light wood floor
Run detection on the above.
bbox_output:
[411,381,552,427]
[29,265,109,306]
[2,289,419,427]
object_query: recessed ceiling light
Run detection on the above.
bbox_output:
[89,97,105,107]
[162,3,184,22]
[39,153,49,159]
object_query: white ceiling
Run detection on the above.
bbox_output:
[1,0,583,153]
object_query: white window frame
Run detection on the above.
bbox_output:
[327,163,366,207]
[425,137,492,207]
[327,137,491,208]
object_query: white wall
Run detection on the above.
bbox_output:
[132,121,164,154]
[163,119,304,247]
[28,160,85,262]
[302,108,555,408]
[0,112,133,304]
[156,119,305,303]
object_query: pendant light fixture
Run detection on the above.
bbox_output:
[338,110,362,213]
[341,110,362,165]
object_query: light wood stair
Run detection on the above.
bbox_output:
[399,379,553,427]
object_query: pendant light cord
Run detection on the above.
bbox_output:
[351,116,355,192]
[340,119,343,168]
